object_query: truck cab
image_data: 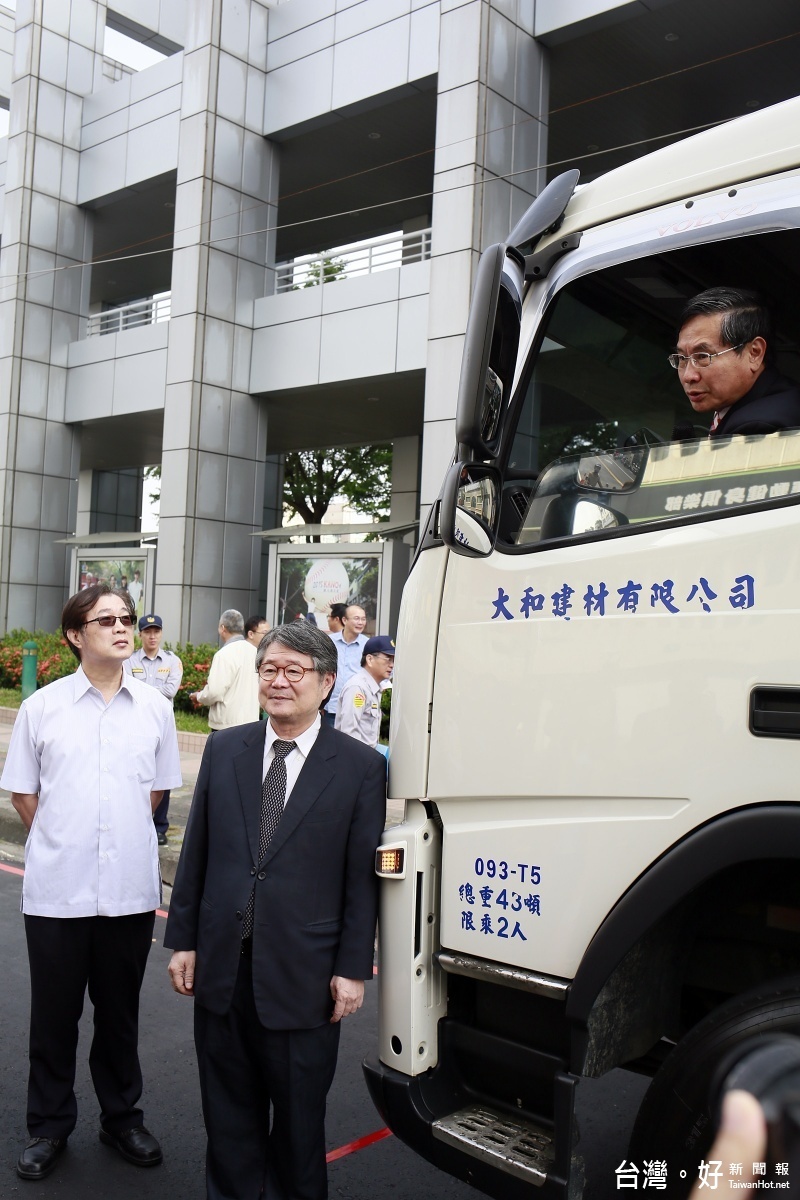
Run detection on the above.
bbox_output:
[364,96,800,1199]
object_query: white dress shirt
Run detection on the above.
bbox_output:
[1,666,182,918]
[262,715,322,804]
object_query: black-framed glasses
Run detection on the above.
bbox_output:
[667,343,744,371]
[257,664,317,683]
[84,613,136,628]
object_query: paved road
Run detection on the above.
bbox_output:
[0,861,648,1199]
[0,864,485,1200]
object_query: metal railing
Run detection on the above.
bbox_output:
[87,293,172,337]
[274,227,432,294]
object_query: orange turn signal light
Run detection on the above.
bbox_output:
[375,845,406,878]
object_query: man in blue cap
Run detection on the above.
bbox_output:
[334,635,394,748]
[125,615,183,844]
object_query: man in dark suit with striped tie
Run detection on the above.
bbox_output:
[165,621,386,1200]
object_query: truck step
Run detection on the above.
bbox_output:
[432,1104,555,1186]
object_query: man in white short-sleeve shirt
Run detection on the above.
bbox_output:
[2,584,181,1183]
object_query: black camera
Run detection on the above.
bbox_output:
[711,1034,800,1190]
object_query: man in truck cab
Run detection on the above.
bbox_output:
[671,286,800,437]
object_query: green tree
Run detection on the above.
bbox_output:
[295,255,347,288]
[537,420,620,469]
[282,446,392,539]
[143,464,161,505]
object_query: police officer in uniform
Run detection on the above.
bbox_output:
[334,635,394,748]
[125,615,183,844]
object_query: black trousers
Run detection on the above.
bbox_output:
[24,911,155,1138]
[153,789,171,835]
[194,954,341,1200]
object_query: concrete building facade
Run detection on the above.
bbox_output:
[0,0,798,638]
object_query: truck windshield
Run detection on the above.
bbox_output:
[500,231,800,548]
[516,432,800,545]
[508,271,682,482]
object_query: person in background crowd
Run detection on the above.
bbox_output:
[244,615,270,648]
[324,604,367,726]
[125,614,183,845]
[327,603,347,635]
[3,585,181,1181]
[127,569,143,615]
[335,635,394,749]
[190,610,259,730]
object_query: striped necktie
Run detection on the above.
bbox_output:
[241,739,296,941]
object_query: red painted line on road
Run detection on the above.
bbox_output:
[326,1126,392,1163]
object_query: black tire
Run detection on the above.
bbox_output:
[629,975,800,1197]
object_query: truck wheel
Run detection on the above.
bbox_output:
[629,975,800,1197]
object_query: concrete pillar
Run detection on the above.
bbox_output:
[389,435,420,550]
[0,0,103,630]
[389,435,420,528]
[75,467,94,537]
[155,0,275,641]
[420,0,548,519]
[257,452,282,610]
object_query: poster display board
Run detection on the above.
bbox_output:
[71,546,155,618]
[276,554,380,632]
[266,542,411,637]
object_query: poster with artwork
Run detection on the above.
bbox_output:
[74,552,151,618]
[276,555,379,635]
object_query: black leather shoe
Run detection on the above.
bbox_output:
[17,1137,67,1180]
[99,1126,162,1167]
[157,831,168,846]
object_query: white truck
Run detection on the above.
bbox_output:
[363,95,800,1199]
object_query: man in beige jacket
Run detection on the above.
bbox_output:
[190,610,259,729]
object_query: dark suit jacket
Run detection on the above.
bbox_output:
[713,365,800,437]
[164,720,386,1029]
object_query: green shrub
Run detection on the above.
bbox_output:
[36,632,77,686]
[165,641,218,712]
[0,630,220,712]
[380,685,392,743]
[0,630,75,689]
[0,644,23,688]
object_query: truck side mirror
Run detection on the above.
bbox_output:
[455,245,524,461]
[571,499,620,535]
[441,462,501,557]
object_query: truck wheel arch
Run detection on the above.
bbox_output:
[567,805,800,1059]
